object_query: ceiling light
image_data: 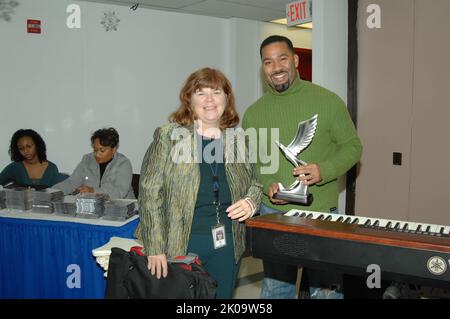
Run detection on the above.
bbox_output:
[270,18,313,29]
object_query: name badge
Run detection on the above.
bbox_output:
[212,223,227,249]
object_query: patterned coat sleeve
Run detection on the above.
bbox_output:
[244,162,263,213]
[137,126,170,255]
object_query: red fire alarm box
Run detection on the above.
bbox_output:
[27,19,41,34]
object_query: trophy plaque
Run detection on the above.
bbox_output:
[273,114,318,205]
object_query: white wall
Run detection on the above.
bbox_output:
[227,18,261,119]
[0,0,229,173]
[312,0,348,213]
[313,0,348,101]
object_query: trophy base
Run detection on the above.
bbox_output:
[273,192,313,205]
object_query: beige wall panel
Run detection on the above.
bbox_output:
[409,0,450,225]
[356,0,414,220]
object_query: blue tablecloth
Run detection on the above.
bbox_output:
[0,215,139,298]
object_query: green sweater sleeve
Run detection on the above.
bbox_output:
[317,101,363,185]
[242,108,277,197]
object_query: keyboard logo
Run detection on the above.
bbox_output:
[427,256,447,275]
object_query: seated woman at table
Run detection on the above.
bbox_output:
[53,127,135,199]
[0,129,60,187]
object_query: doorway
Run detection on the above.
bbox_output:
[294,48,312,82]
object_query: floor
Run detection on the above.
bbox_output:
[232,255,302,299]
[233,255,264,299]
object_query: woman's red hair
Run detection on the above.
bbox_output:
[169,67,239,129]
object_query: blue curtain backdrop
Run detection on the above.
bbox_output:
[0,216,139,298]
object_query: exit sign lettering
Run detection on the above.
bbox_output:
[286,0,312,27]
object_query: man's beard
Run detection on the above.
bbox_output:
[269,71,291,92]
[273,82,290,92]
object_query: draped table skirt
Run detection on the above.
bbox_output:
[0,211,139,298]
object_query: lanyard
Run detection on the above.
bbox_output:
[209,162,221,225]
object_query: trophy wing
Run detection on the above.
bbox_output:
[287,114,318,156]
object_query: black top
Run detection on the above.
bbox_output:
[99,159,112,181]
[191,137,232,234]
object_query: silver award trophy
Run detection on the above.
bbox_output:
[273,114,318,205]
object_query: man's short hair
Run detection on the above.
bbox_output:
[260,35,295,58]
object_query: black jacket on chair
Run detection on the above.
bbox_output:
[105,248,217,299]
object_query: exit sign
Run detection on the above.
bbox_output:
[286,0,312,27]
[27,19,41,34]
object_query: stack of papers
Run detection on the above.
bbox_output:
[4,187,34,210]
[75,193,110,219]
[103,199,138,221]
[0,187,5,209]
[31,188,64,214]
[53,195,77,216]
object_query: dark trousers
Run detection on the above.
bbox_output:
[187,232,240,299]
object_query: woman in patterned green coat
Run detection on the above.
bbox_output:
[135,68,262,298]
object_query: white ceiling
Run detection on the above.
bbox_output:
[79,0,288,22]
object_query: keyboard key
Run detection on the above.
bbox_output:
[443,226,450,236]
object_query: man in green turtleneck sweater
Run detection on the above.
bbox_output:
[242,35,362,299]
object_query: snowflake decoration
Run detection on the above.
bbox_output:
[0,0,20,22]
[100,11,120,32]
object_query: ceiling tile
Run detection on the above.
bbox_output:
[183,0,284,21]
[218,0,288,11]
[77,0,286,21]
[78,0,206,10]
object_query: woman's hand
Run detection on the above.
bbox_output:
[147,254,168,279]
[226,198,255,222]
[77,186,94,193]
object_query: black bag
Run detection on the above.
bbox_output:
[105,247,217,299]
